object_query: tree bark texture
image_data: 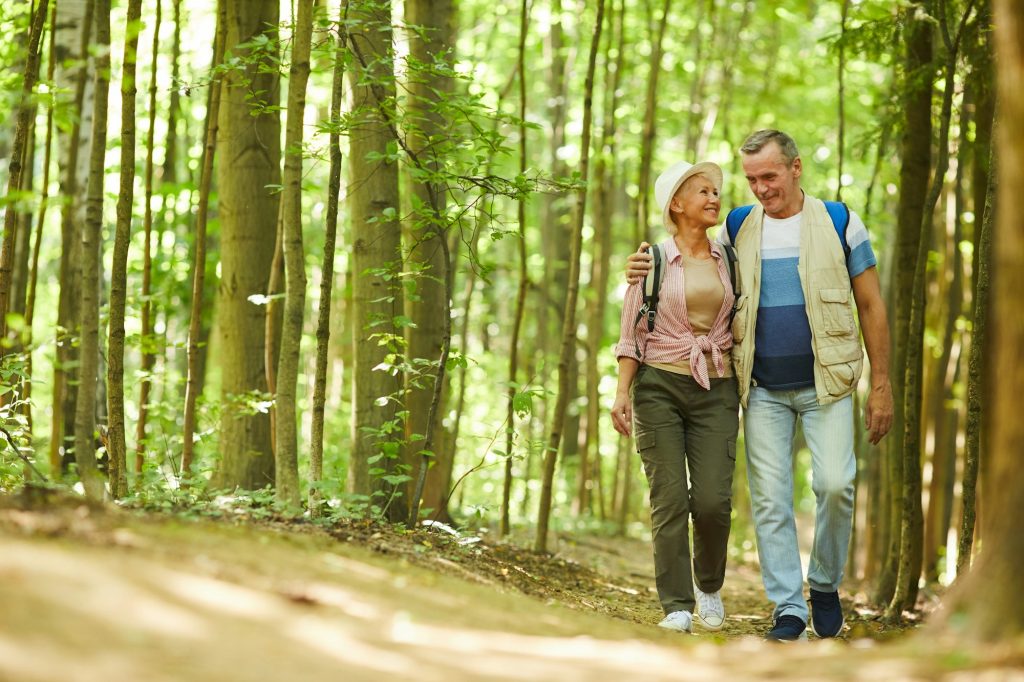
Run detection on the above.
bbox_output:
[105,0,144,499]
[73,0,111,501]
[347,0,404,521]
[211,0,281,490]
[274,0,315,508]
[405,0,455,523]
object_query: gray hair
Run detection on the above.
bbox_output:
[740,130,800,166]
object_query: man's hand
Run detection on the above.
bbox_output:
[625,242,653,285]
[611,391,633,437]
[864,381,894,445]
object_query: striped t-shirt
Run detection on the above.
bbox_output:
[722,209,877,390]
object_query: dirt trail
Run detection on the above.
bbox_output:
[0,499,1019,681]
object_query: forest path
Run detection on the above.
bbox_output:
[0,496,1014,681]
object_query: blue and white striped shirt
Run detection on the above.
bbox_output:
[722,209,877,390]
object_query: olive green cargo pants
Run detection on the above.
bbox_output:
[631,365,739,615]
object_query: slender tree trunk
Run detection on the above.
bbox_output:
[958,130,994,576]
[182,0,227,480]
[535,0,605,553]
[265,202,284,459]
[135,0,162,479]
[50,0,94,476]
[875,1,933,608]
[957,1,994,577]
[498,0,531,537]
[580,0,623,521]
[635,0,671,244]
[105,0,144,500]
[24,0,58,437]
[0,0,48,343]
[347,0,404,521]
[274,0,315,508]
[924,96,969,583]
[73,0,111,501]
[211,0,281,489]
[310,10,348,518]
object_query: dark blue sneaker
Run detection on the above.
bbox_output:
[809,589,844,638]
[765,614,807,642]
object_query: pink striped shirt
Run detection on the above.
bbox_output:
[614,238,735,390]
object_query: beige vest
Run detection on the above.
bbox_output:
[730,194,864,407]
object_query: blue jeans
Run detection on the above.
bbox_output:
[744,385,855,622]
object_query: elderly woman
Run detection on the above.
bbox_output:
[610,160,739,634]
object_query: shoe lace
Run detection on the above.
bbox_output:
[696,590,722,618]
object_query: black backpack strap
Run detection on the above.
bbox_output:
[633,244,664,358]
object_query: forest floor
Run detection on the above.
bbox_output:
[1,489,1022,681]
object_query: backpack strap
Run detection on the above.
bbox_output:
[720,242,740,320]
[725,205,755,244]
[727,201,851,259]
[823,200,852,259]
[633,243,666,358]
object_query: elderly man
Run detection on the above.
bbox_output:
[625,129,893,641]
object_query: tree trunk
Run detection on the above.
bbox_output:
[500,0,530,537]
[579,0,623,521]
[135,0,163,479]
[73,0,111,501]
[183,0,227,481]
[958,131,994,577]
[635,0,671,244]
[310,8,348,518]
[0,0,48,343]
[24,0,58,436]
[875,1,933,608]
[405,0,455,524]
[957,0,994,577]
[274,0,315,508]
[347,0,404,522]
[105,0,144,500]
[211,0,281,490]
[535,0,605,554]
[50,0,94,476]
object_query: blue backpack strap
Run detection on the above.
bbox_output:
[725,205,755,244]
[728,201,851,258]
[823,201,851,258]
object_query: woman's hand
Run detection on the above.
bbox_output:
[611,391,633,437]
[626,243,653,285]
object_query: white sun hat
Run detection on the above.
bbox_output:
[654,160,724,231]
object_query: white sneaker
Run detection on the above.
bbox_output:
[658,610,693,633]
[694,587,725,630]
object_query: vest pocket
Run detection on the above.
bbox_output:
[731,293,750,343]
[817,341,863,396]
[818,288,856,335]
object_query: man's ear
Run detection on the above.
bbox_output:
[791,156,802,179]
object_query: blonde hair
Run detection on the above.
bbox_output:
[666,172,717,235]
